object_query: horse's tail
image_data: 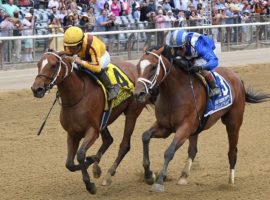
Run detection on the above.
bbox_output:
[243,81,270,103]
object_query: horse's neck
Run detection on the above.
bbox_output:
[57,72,85,105]
[159,67,188,96]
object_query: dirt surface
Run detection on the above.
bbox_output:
[1,63,270,200]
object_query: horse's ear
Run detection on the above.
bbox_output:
[156,46,165,55]
[143,45,149,53]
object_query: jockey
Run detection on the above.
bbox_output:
[166,29,222,97]
[63,26,120,101]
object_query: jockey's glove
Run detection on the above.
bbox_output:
[72,62,81,70]
[172,58,190,69]
[188,65,203,73]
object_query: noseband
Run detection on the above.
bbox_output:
[137,51,170,94]
[36,52,73,90]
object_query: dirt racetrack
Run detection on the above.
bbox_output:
[1,63,270,200]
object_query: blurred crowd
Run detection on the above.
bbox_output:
[0,0,270,63]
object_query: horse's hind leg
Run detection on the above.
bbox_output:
[86,128,114,179]
[222,110,243,184]
[178,134,199,185]
[77,127,99,194]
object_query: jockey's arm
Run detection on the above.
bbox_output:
[80,48,102,73]
[197,48,219,70]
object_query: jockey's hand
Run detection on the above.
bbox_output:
[172,58,190,69]
[72,62,81,70]
[187,65,203,73]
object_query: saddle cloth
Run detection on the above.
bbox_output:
[204,72,233,117]
[80,63,134,130]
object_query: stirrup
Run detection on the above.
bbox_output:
[107,84,120,101]
[209,87,222,97]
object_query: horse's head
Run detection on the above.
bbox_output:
[134,46,172,103]
[31,50,73,98]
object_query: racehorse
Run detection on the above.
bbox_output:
[31,50,146,194]
[133,46,270,192]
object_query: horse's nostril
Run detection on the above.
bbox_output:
[32,86,46,98]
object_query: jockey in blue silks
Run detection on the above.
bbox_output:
[166,29,222,97]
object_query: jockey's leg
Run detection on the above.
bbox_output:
[97,69,120,101]
[98,51,120,101]
[201,70,221,97]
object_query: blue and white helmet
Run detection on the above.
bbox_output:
[166,29,188,48]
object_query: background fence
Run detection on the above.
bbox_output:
[1,21,270,69]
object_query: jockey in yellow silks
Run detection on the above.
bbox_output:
[63,26,120,101]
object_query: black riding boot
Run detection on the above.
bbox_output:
[203,70,222,97]
[97,69,120,101]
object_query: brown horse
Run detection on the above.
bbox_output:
[133,46,270,192]
[31,51,145,194]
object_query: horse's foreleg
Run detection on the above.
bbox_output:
[152,126,189,192]
[65,134,81,172]
[178,134,199,185]
[77,127,98,194]
[88,127,113,179]
[142,124,169,185]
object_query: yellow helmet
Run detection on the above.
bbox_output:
[64,26,84,46]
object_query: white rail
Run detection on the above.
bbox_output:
[0,22,270,41]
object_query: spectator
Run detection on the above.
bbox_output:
[212,8,222,42]
[0,0,20,17]
[48,6,58,24]
[12,11,22,62]
[63,12,75,28]
[121,0,131,15]
[48,16,64,51]
[70,0,78,14]
[133,4,140,21]
[241,10,252,42]
[48,0,60,10]
[165,10,176,28]
[21,12,34,62]
[18,0,31,7]
[163,0,172,13]
[0,12,14,62]
[106,13,116,53]
[111,0,120,16]
[139,1,148,21]
[86,7,96,31]
[59,0,68,10]
[79,13,91,32]
[57,6,67,25]
[176,10,187,27]
[155,9,166,45]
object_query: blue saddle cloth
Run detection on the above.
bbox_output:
[204,72,232,117]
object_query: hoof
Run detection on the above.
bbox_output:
[93,163,102,179]
[145,172,156,185]
[177,177,188,185]
[151,183,164,192]
[102,175,112,186]
[86,182,97,194]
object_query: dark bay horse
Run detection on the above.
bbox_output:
[133,46,270,192]
[31,51,146,194]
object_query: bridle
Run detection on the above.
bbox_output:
[36,51,73,91]
[137,51,171,94]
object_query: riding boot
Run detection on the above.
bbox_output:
[97,69,120,101]
[202,70,222,97]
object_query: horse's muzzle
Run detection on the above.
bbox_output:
[133,90,148,103]
[31,86,46,98]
